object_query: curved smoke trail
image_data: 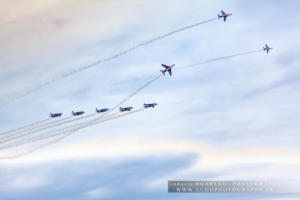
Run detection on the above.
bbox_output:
[178,49,263,69]
[0,113,98,144]
[0,48,266,155]
[1,109,144,151]
[9,18,217,103]
[0,48,264,147]
[0,113,119,150]
[0,109,145,158]
[0,116,73,140]
[104,74,162,116]
[0,118,50,136]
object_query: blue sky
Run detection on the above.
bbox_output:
[0,0,300,199]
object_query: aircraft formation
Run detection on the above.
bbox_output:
[50,103,158,117]
[0,10,273,158]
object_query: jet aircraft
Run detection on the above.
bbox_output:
[96,108,109,113]
[120,107,133,112]
[160,64,175,76]
[144,103,158,108]
[218,10,232,22]
[72,111,85,116]
[50,113,63,118]
[263,44,272,54]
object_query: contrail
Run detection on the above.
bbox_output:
[0,49,263,145]
[102,74,162,117]
[0,73,161,146]
[0,134,69,160]
[0,113,119,150]
[0,47,266,153]
[0,118,50,136]
[0,109,145,157]
[9,18,217,102]
[0,116,73,140]
[178,49,263,69]
[0,113,98,144]
[1,109,142,151]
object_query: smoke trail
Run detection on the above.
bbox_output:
[0,72,159,146]
[0,116,74,141]
[3,109,143,151]
[0,113,119,150]
[0,113,98,144]
[178,49,263,69]
[0,49,263,146]
[0,109,145,157]
[103,75,162,117]
[0,118,50,136]
[9,18,217,102]
[0,134,70,159]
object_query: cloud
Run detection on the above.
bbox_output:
[84,187,111,199]
[5,138,300,174]
[1,0,300,199]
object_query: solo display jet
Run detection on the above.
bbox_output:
[218,10,232,22]
[160,64,175,76]
[263,44,272,54]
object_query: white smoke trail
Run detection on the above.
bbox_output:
[178,49,263,69]
[0,113,119,150]
[0,113,98,144]
[8,18,217,103]
[0,116,73,141]
[0,118,50,136]
[0,109,145,158]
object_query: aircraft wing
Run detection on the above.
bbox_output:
[224,16,227,22]
[221,10,226,15]
[162,64,168,68]
[265,44,269,48]
[168,69,172,76]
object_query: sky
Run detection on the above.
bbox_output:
[0,0,300,199]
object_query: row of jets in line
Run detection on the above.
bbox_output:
[50,103,158,118]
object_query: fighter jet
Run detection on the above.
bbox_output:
[120,107,133,112]
[50,113,63,118]
[263,44,272,54]
[218,10,232,22]
[160,64,175,76]
[144,103,158,108]
[96,108,109,113]
[72,111,85,116]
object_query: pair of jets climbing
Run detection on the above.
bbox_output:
[159,10,232,77]
[218,10,273,54]
[218,11,273,54]
[160,11,272,76]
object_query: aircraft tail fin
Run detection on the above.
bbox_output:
[72,111,75,115]
[160,70,165,75]
[218,14,222,19]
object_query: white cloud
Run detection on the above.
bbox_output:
[84,187,111,199]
